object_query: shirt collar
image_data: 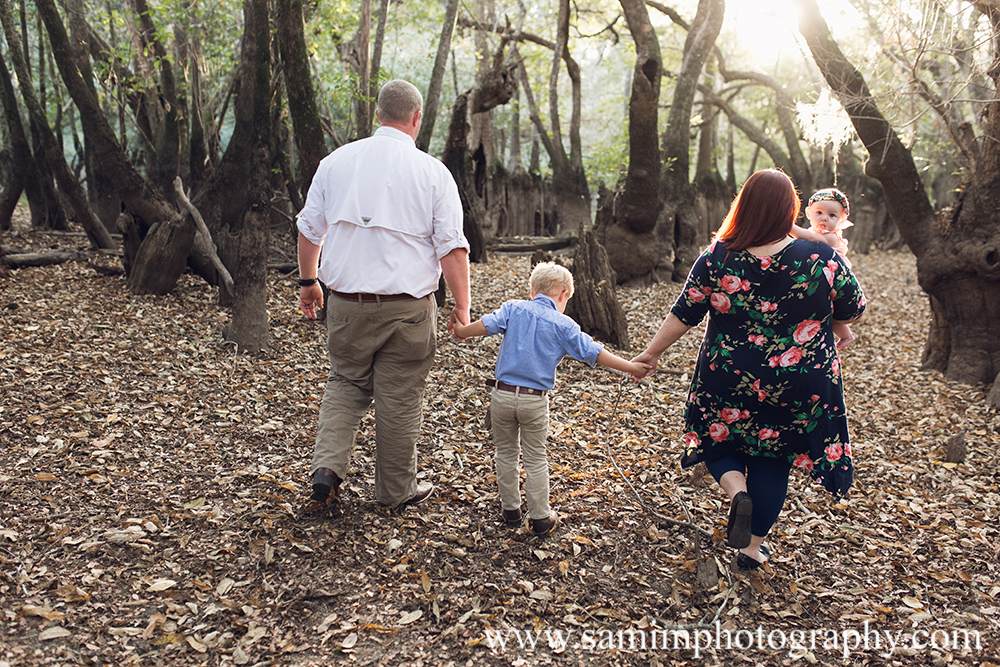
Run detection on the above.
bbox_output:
[374,126,416,145]
[532,294,558,310]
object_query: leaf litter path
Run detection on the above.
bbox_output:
[0,234,998,666]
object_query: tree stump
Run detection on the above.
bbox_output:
[945,431,967,464]
[564,231,630,350]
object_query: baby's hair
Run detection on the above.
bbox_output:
[530,262,574,298]
[808,188,850,217]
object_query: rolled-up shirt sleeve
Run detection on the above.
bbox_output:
[296,163,330,246]
[432,174,470,260]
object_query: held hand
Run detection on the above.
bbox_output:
[630,351,659,378]
[448,305,470,338]
[299,284,324,320]
[627,361,653,380]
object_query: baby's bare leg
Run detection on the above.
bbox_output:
[833,320,856,348]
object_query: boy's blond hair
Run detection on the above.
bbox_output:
[530,262,574,298]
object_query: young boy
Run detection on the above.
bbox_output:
[453,262,648,537]
[789,188,856,348]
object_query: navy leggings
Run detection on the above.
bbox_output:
[704,455,793,538]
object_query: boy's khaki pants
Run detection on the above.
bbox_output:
[311,295,436,506]
[490,389,550,520]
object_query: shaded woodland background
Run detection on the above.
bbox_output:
[1,0,999,399]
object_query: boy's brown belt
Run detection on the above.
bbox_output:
[485,378,546,396]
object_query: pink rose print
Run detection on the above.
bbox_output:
[741,279,751,291]
[721,275,742,294]
[778,347,804,367]
[760,257,773,270]
[844,442,853,456]
[752,379,767,402]
[793,320,822,344]
[748,334,765,346]
[759,301,777,313]
[832,356,840,374]
[708,423,730,442]
[810,253,819,260]
[758,428,779,439]
[825,442,843,462]
[687,287,706,303]
[793,453,814,471]
[823,260,838,286]
[720,408,741,424]
[710,292,731,314]
[811,395,820,402]
[685,432,700,448]
[741,410,750,419]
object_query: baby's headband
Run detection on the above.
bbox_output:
[808,188,850,217]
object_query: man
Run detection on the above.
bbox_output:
[296,79,471,511]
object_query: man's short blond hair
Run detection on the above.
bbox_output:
[530,262,574,298]
[377,80,423,124]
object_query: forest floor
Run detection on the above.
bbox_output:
[0,210,998,667]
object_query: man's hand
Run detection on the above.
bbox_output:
[300,284,324,320]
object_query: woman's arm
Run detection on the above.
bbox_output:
[631,313,693,376]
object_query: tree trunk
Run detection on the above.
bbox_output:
[795,0,1000,386]
[657,0,725,282]
[564,232,630,350]
[442,48,518,263]
[223,0,271,353]
[354,0,371,139]
[277,0,327,195]
[593,0,664,284]
[0,55,28,229]
[133,0,181,194]
[367,0,389,132]
[65,0,121,229]
[0,0,115,250]
[416,0,459,153]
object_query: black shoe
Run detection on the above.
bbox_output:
[735,544,770,571]
[501,508,522,527]
[726,491,753,548]
[311,467,342,503]
[529,512,560,537]
[401,481,435,506]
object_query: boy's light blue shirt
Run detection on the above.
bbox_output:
[481,294,603,391]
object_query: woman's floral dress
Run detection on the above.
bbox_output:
[671,239,866,498]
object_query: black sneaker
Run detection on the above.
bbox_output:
[304,468,341,513]
[726,491,753,548]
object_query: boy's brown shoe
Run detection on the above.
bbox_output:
[502,508,522,527]
[529,512,560,537]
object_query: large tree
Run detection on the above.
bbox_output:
[596,0,724,283]
[794,0,1000,392]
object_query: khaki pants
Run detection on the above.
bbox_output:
[490,388,550,520]
[311,294,436,505]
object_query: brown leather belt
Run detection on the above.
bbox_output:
[486,378,546,396]
[331,291,417,303]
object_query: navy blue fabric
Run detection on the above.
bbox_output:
[706,454,793,537]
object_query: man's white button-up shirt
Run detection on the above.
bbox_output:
[297,126,469,298]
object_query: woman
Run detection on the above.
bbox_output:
[632,169,866,570]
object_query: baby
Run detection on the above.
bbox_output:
[790,188,856,348]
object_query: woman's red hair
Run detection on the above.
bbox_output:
[714,169,800,251]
